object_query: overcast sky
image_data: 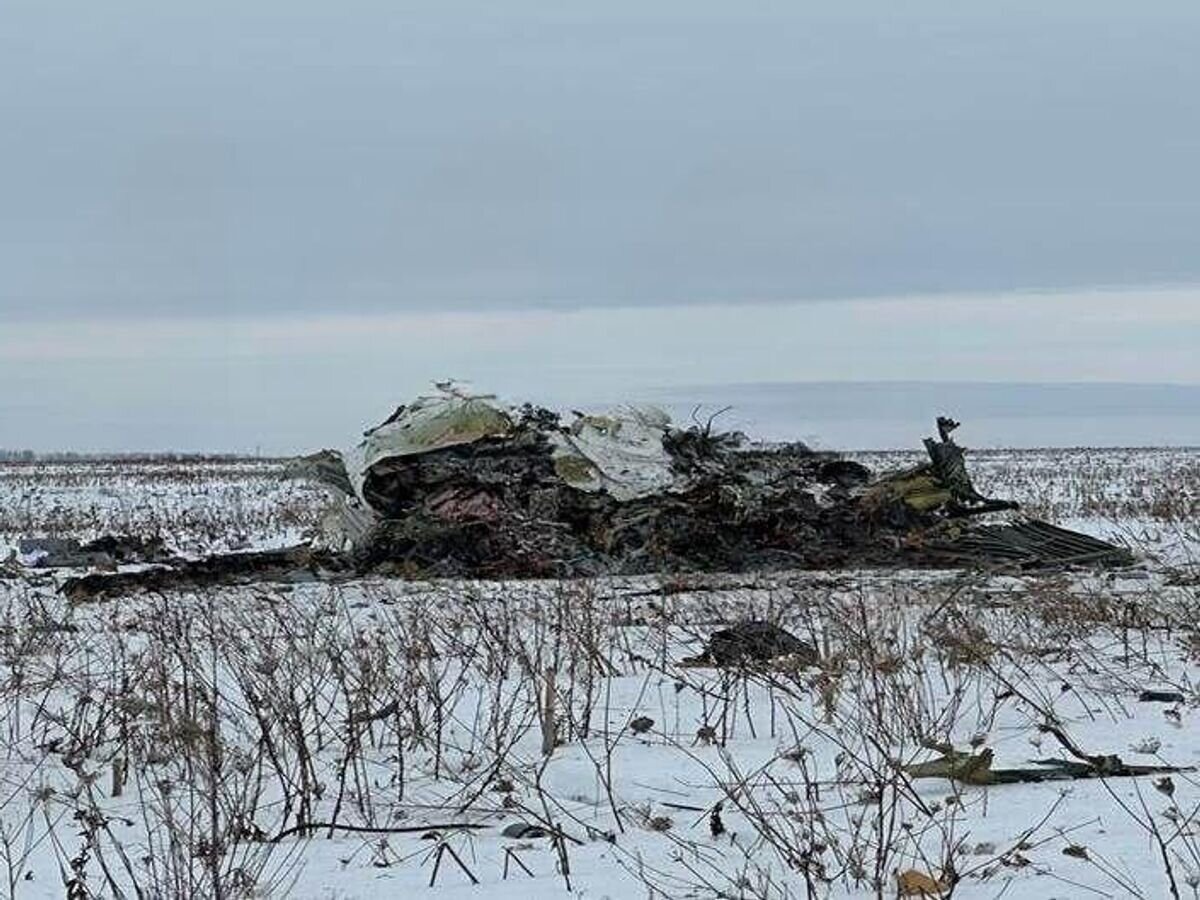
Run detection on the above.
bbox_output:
[3,2,1200,450]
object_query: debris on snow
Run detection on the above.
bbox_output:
[18,534,177,569]
[1139,689,1186,704]
[905,731,1194,786]
[47,385,1136,598]
[681,621,819,669]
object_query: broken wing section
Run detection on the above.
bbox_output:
[927,520,1135,569]
[861,417,1132,569]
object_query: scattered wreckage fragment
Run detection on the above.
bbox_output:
[681,621,819,669]
[860,416,1018,523]
[18,535,177,569]
[59,546,350,604]
[1139,689,1186,704]
[905,728,1194,787]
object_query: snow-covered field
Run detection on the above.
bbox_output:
[1,450,1199,899]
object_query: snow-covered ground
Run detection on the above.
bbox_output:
[0,460,323,559]
[1,450,1198,899]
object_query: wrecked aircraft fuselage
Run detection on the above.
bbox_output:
[293,392,1133,578]
[56,389,1134,600]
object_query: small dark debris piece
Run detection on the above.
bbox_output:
[646,815,673,832]
[1139,690,1186,704]
[502,823,550,839]
[629,716,655,735]
[709,803,726,838]
[686,621,818,668]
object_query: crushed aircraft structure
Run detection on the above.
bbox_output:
[284,389,1132,578]
[55,387,1134,600]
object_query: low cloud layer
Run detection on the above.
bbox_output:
[3,289,1199,452]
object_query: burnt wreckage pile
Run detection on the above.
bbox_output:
[287,390,1131,578]
[54,388,1132,599]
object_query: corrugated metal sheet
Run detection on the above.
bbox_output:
[939,520,1133,568]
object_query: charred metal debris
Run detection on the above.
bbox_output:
[289,395,1132,577]
[51,389,1133,599]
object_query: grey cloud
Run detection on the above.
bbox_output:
[3,1,1200,320]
